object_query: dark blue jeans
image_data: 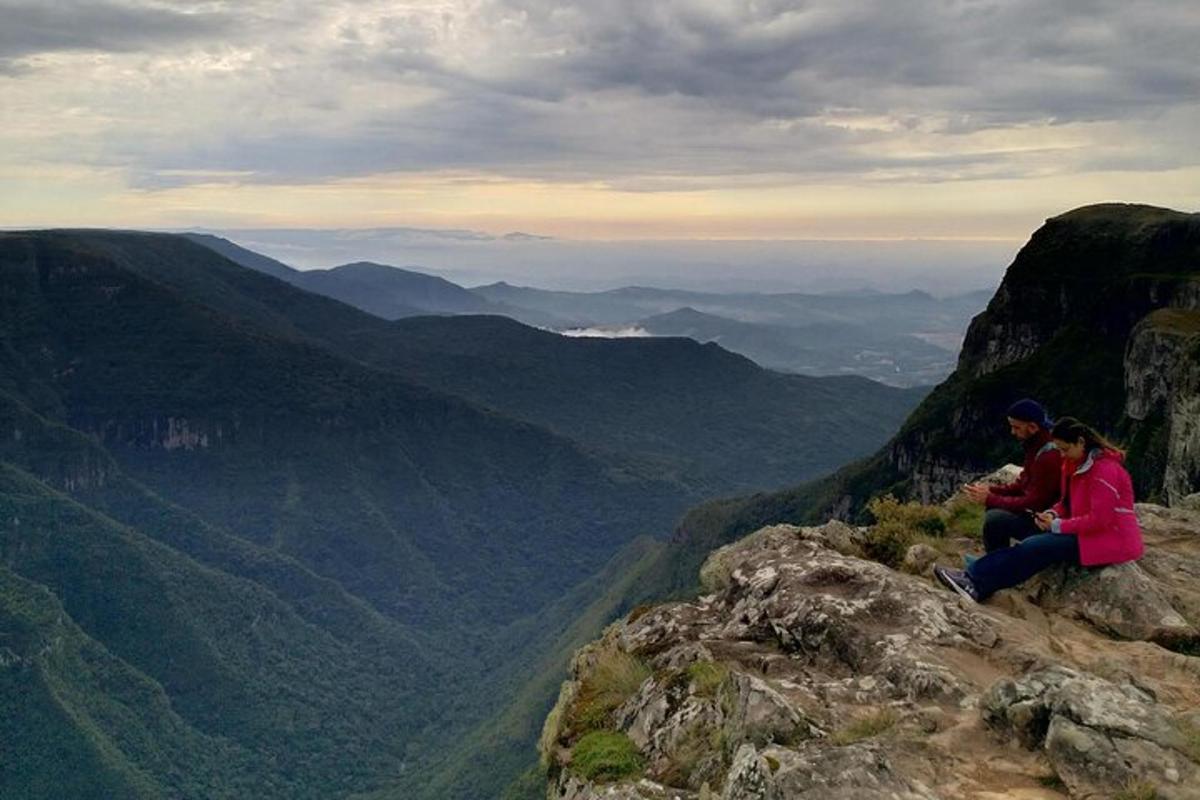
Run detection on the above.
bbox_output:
[983,509,1041,552]
[967,532,1080,600]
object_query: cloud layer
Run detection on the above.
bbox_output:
[2,0,1198,230]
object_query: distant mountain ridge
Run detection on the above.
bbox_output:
[340,313,926,495]
[187,233,987,387]
[634,306,956,387]
[187,232,571,326]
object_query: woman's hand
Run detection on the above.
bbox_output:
[1034,511,1055,531]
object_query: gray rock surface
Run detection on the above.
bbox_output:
[555,773,697,800]
[901,543,939,575]
[1124,311,1200,504]
[984,666,1200,799]
[1024,560,1198,647]
[720,745,777,800]
[763,741,938,799]
[547,514,1200,800]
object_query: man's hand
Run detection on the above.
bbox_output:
[1034,511,1055,531]
[962,483,990,504]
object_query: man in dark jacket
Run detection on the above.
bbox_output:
[962,398,1062,553]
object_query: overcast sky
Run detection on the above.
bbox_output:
[2,0,1198,246]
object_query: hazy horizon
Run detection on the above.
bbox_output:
[191,226,1017,294]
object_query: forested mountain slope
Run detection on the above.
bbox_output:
[0,230,922,798]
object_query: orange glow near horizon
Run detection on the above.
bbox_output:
[3,164,1198,241]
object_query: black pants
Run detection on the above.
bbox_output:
[982,509,1041,553]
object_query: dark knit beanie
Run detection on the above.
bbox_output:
[1006,398,1052,429]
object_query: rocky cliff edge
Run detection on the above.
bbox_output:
[541,493,1200,800]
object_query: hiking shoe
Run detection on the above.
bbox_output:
[934,565,979,603]
[963,553,979,569]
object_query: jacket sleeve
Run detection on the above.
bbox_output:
[1050,497,1067,518]
[1057,462,1121,537]
[986,450,1061,512]
[989,479,1023,498]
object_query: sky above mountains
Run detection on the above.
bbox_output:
[2,1,1198,244]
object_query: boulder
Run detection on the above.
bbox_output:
[723,672,814,749]
[705,535,997,701]
[761,741,938,799]
[795,520,866,557]
[942,464,1022,508]
[720,745,777,800]
[1024,561,1198,647]
[1138,502,1200,537]
[700,526,800,593]
[901,543,939,575]
[555,773,697,800]
[983,667,1200,799]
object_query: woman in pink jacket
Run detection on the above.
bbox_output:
[936,417,1144,602]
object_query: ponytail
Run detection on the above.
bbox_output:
[1050,416,1126,457]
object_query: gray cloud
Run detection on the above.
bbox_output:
[5,0,1200,189]
[461,0,1200,126]
[0,1,236,61]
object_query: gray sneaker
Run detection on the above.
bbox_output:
[934,565,980,603]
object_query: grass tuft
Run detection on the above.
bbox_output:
[1114,779,1159,800]
[864,496,946,568]
[829,708,898,746]
[571,731,645,783]
[686,661,729,697]
[657,722,725,788]
[568,648,650,734]
[944,500,985,539]
[1177,717,1200,762]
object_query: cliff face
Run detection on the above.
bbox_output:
[1124,309,1200,504]
[544,506,1200,799]
[885,204,1200,505]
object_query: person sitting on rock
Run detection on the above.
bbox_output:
[961,398,1062,565]
[935,417,1144,603]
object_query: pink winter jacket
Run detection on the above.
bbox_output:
[1050,448,1144,567]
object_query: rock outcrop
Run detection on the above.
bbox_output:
[544,506,1200,799]
[1124,310,1200,504]
[984,666,1200,799]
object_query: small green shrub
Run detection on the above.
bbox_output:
[571,731,645,783]
[864,522,914,568]
[1114,779,1159,800]
[568,648,651,734]
[829,708,898,746]
[686,661,729,697]
[869,495,946,536]
[865,496,949,567]
[764,755,780,773]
